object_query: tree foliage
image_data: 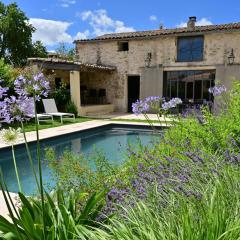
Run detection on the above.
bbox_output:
[56,42,75,60]
[0,2,48,66]
[31,41,48,58]
[0,2,35,66]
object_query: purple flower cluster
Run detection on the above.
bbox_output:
[14,72,50,101]
[103,133,240,219]
[102,145,221,217]
[0,84,8,99]
[133,96,163,115]
[162,98,182,111]
[0,95,34,123]
[132,96,182,115]
[0,71,50,123]
[132,99,150,115]
[208,85,227,96]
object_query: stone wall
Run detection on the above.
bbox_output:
[80,71,120,106]
[76,31,240,112]
[45,69,70,88]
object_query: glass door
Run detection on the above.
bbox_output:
[186,81,194,100]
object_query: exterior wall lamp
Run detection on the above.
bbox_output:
[228,48,235,65]
[145,52,152,67]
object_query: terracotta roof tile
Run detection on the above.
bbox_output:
[75,22,240,42]
[28,58,116,71]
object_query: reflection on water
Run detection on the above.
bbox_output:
[0,126,162,195]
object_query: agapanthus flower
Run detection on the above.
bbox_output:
[14,71,50,100]
[132,96,163,115]
[0,85,8,99]
[0,127,22,145]
[145,96,162,104]
[0,80,9,98]
[132,99,150,115]
[162,97,182,110]
[208,85,227,96]
[0,96,34,123]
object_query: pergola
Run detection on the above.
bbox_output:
[28,58,117,116]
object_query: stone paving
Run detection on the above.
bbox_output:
[0,114,166,219]
[0,191,18,221]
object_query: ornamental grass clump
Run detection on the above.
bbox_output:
[78,165,240,240]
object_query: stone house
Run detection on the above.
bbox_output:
[30,17,240,115]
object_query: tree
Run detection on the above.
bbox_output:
[55,42,75,61]
[0,2,35,66]
[31,41,48,58]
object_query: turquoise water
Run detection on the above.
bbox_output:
[0,124,161,195]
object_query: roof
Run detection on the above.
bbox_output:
[75,22,240,42]
[28,58,116,72]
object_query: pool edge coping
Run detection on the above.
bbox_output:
[0,120,166,150]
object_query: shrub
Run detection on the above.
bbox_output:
[0,59,18,93]
[52,83,70,111]
[79,166,240,239]
[46,148,119,194]
[65,100,78,116]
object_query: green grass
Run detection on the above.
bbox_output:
[5,117,93,132]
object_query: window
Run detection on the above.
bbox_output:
[163,70,215,102]
[118,41,129,51]
[177,36,204,62]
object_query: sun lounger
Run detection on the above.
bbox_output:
[42,99,75,124]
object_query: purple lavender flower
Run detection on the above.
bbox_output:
[208,85,227,96]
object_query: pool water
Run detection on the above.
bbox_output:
[0,124,161,195]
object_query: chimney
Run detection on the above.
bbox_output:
[187,16,197,28]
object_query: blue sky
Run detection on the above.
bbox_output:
[2,0,240,50]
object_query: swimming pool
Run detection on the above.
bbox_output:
[0,124,162,195]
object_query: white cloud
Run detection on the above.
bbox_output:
[177,18,213,28]
[74,30,90,40]
[77,9,135,36]
[30,18,73,45]
[60,0,76,8]
[150,15,157,21]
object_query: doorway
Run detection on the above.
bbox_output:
[128,76,140,112]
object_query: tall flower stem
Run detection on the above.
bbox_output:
[144,113,156,132]
[21,121,40,193]
[11,145,22,192]
[33,95,46,239]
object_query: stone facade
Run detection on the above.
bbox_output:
[44,69,70,88]
[76,30,240,112]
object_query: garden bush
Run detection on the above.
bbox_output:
[65,100,78,117]
[45,82,240,239]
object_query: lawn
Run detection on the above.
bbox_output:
[4,117,93,132]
